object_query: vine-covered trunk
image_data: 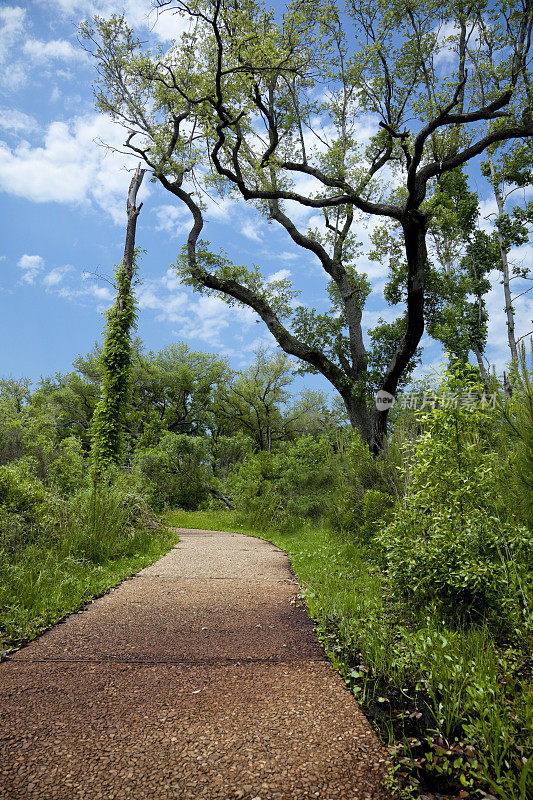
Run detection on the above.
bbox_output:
[90,165,145,476]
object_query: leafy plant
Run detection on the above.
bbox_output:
[378,367,533,633]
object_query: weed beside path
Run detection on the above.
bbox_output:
[0,524,179,656]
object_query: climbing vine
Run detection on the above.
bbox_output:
[90,254,139,477]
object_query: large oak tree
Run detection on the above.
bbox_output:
[82,0,533,451]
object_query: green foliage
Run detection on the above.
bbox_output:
[210,432,254,479]
[228,435,340,528]
[54,483,156,564]
[216,348,296,451]
[500,343,533,531]
[48,436,86,495]
[133,432,212,511]
[324,431,396,533]
[378,369,533,632]
[227,429,399,536]
[90,256,138,475]
[0,460,46,522]
[366,315,422,395]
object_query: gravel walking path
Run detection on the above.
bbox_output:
[0,528,389,799]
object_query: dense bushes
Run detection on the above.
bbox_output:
[226,364,533,640]
[227,431,397,535]
[227,435,338,528]
[0,384,178,652]
[378,400,533,632]
[133,432,212,510]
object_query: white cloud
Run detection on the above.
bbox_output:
[0,113,150,223]
[136,267,258,348]
[0,108,38,134]
[0,7,25,63]
[17,253,45,284]
[434,21,459,67]
[266,268,291,283]
[241,219,263,242]
[58,280,114,307]
[1,63,26,92]
[41,0,189,42]
[23,38,87,64]
[203,193,238,223]
[278,251,300,262]
[138,284,188,321]
[43,265,72,288]
[0,6,26,90]
[434,19,482,70]
[155,203,191,236]
[478,196,499,232]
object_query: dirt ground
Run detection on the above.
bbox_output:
[0,528,389,799]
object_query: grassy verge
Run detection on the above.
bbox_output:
[0,523,179,656]
[166,509,533,800]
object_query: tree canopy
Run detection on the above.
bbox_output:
[82,0,533,450]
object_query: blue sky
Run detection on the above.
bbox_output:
[1,0,532,394]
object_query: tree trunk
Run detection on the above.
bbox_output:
[370,406,388,456]
[342,391,372,446]
[118,163,145,312]
[90,163,145,475]
[368,210,428,454]
[472,344,491,390]
[486,151,518,362]
[209,488,235,509]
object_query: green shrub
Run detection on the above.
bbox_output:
[56,483,156,564]
[360,489,396,540]
[325,432,395,533]
[499,344,533,532]
[0,460,46,521]
[0,415,26,466]
[228,435,339,528]
[133,432,212,511]
[378,385,533,633]
[0,507,27,553]
[48,436,86,495]
[381,509,532,626]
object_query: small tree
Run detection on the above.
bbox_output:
[90,164,145,475]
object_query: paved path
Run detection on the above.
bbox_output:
[0,529,388,800]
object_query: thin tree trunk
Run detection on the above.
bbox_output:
[209,488,235,509]
[118,163,145,312]
[486,151,518,362]
[472,344,490,390]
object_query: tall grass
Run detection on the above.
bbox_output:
[0,484,178,653]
